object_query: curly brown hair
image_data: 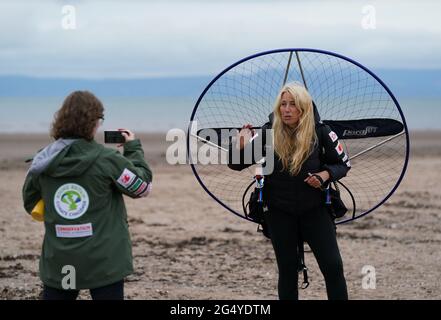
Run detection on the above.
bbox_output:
[51,91,104,141]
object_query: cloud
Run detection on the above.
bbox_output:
[0,0,440,78]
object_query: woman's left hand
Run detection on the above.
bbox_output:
[304,170,330,188]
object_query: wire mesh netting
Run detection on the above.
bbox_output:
[188,49,409,224]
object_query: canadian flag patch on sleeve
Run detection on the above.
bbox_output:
[335,142,344,155]
[117,168,137,188]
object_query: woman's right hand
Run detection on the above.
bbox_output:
[236,124,255,150]
[117,128,136,147]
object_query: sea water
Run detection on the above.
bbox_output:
[0,96,195,133]
[0,96,439,133]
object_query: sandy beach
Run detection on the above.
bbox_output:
[0,131,440,300]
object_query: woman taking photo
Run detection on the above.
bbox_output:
[229,82,351,300]
[22,91,153,300]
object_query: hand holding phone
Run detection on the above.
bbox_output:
[104,129,136,146]
[104,131,127,144]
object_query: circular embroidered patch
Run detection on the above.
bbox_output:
[54,183,89,220]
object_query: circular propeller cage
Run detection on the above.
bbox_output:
[188,48,409,224]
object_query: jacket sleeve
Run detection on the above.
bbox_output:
[105,139,153,199]
[320,124,351,182]
[22,173,41,215]
[227,125,268,171]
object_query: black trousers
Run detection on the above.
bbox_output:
[43,280,124,300]
[264,205,348,300]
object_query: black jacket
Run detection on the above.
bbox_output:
[228,114,351,213]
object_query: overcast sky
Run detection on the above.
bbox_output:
[0,0,440,78]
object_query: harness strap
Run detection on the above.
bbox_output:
[298,234,310,289]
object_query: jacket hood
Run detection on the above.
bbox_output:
[29,139,103,178]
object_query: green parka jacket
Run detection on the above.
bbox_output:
[22,138,152,289]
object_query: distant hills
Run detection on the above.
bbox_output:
[0,76,212,98]
[0,69,439,98]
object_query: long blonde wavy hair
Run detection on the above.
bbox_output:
[272,82,317,175]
